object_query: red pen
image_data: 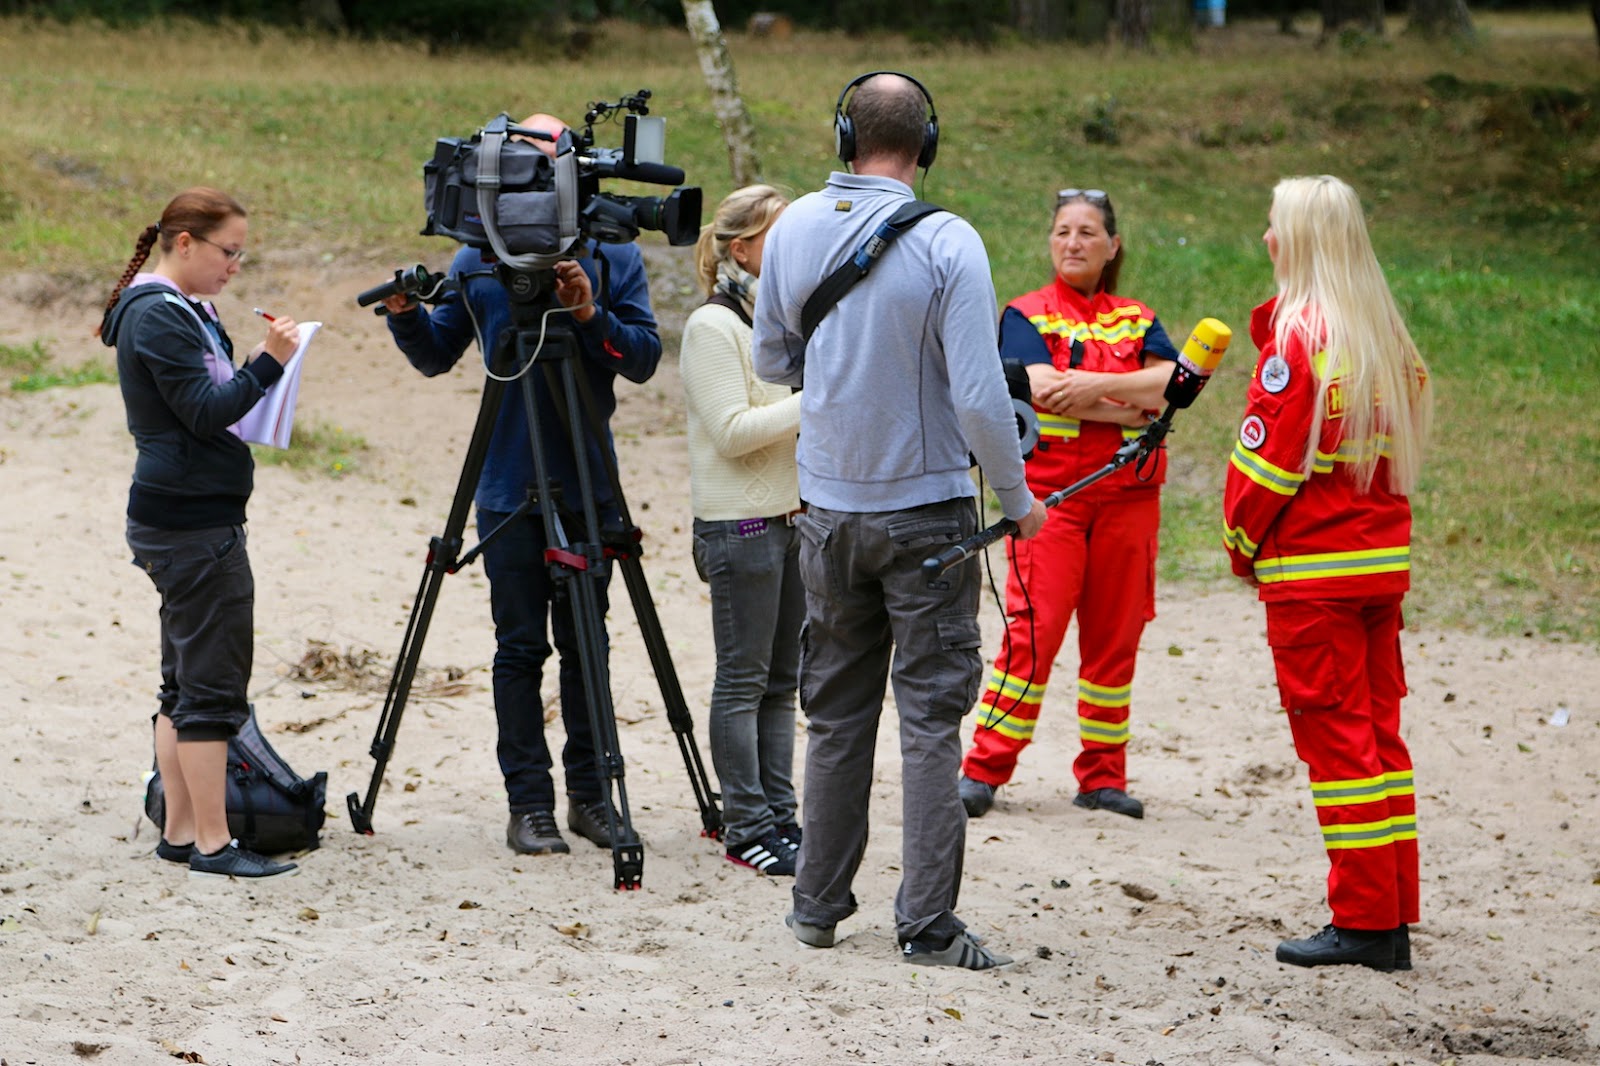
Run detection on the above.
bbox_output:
[253,307,277,322]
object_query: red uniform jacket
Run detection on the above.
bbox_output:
[1222,297,1412,602]
[1008,280,1174,499]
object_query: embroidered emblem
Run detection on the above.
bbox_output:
[1240,415,1267,451]
[1261,355,1290,394]
[834,200,852,212]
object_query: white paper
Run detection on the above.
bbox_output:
[234,321,321,449]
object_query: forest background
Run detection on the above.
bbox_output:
[2,4,1595,640]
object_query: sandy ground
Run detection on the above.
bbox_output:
[1,247,1597,1066]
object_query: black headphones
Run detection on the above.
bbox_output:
[833,70,939,171]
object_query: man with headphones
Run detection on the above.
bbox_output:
[752,72,1047,970]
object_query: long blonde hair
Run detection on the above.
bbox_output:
[1270,175,1432,494]
[693,184,787,296]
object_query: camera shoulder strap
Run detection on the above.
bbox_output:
[799,198,944,344]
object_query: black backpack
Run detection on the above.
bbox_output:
[145,706,327,855]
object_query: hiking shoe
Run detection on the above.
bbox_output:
[507,810,570,855]
[901,930,1013,970]
[1073,787,1145,819]
[785,912,836,948]
[776,821,803,848]
[1276,924,1395,972]
[960,776,997,818]
[567,798,617,849]
[727,831,798,876]
[156,839,194,864]
[189,840,299,881]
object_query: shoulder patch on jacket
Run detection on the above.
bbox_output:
[1261,354,1290,394]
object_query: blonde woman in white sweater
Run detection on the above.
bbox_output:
[681,184,803,876]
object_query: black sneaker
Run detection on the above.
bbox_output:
[727,830,798,875]
[1073,787,1145,819]
[1276,924,1395,971]
[959,776,997,818]
[507,810,570,855]
[902,930,1013,970]
[776,821,803,848]
[567,797,616,849]
[188,840,299,881]
[155,839,194,864]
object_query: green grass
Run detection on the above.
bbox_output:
[1,339,116,391]
[1,13,1596,638]
[251,420,368,478]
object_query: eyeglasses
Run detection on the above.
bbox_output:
[1057,188,1110,206]
[191,233,247,263]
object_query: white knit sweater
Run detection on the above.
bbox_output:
[680,302,802,521]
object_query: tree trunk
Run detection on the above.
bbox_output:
[1117,0,1155,48]
[1591,0,1599,55]
[1407,0,1474,39]
[680,0,763,187]
[1321,0,1384,38]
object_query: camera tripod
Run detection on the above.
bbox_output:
[347,260,722,890]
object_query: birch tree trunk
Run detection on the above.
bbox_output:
[681,0,763,187]
[1408,0,1474,39]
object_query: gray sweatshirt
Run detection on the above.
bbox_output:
[751,172,1032,520]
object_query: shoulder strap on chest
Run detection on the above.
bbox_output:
[703,290,752,327]
[799,199,944,344]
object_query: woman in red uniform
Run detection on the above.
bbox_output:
[1224,175,1432,970]
[959,189,1179,821]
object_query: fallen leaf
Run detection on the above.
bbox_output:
[556,922,590,938]
[1120,882,1158,902]
[86,910,101,935]
[179,960,191,971]
[458,900,481,910]
[71,1040,109,1056]
[941,1007,963,1021]
[298,907,320,921]
[0,917,21,931]
[1161,1025,1176,1036]
[271,1013,288,1023]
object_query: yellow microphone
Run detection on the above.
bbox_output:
[1163,317,1232,410]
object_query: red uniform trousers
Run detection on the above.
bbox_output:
[1267,594,1419,931]
[962,490,1158,792]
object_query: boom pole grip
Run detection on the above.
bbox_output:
[921,517,1019,580]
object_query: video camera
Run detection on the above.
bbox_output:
[423,90,701,270]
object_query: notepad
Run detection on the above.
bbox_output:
[234,321,321,449]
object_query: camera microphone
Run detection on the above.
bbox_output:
[599,159,687,186]
[1162,317,1232,410]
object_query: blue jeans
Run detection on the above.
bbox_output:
[477,508,609,812]
[126,520,253,742]
[692,517,803,848]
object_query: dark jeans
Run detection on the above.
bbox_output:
[477,508,610,812]
[125,519,253,742]
[789,499,983,947]
[692,517,803,848]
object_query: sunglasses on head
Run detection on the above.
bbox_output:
[1057,188,1110,206]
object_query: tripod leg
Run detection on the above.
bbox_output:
[347,372,506,834]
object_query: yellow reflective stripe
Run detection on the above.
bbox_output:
[977,704,1035,741]
[1320,818,1395,850]
[1120,425,1143,440]
[1310,774,1390,807]
[1390,815,1418,841]
[1314,435,1394,472]
[1222,523,1259,559]
[1078,679,1131,708]
[1037,411,1080,440]
[985,669,1045,705]
[1384,770,1415,798]
[1026,311,1153,347]
[1230,442,1305,496]
[1078,715,1129,745]
[1255,546,1411,584]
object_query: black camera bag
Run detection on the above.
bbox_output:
[144,706,327,855]
[423,131,565,255]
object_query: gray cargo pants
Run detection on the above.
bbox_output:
[789,498,983,947]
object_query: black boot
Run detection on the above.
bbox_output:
[1072,788,1144,819]
[1276,924,1395,971]
[1393,924,1412,971]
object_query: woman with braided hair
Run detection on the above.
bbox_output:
[99,187,303,881]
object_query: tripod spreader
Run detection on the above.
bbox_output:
[921,408,1176,581]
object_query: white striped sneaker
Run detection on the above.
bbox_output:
[726,831,797,876]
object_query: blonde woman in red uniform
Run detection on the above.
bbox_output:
[960,189,1180,822]
[1224,175,1432,970]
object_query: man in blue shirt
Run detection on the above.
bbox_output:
[381,114,662,856]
